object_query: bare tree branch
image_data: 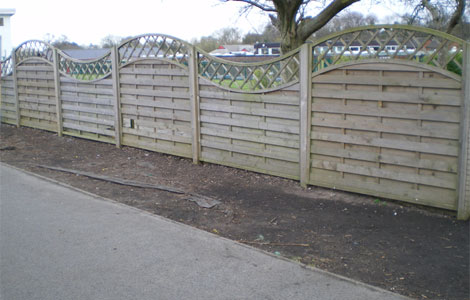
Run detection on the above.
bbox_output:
[446,0,465,33]
[221,0,277,12]
[297,0,360,41]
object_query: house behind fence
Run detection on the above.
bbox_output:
[1,25,469,220]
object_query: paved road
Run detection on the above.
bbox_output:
[0,164,408,300]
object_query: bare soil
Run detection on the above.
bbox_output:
[1,124,469,300]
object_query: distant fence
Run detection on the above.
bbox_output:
[1,25,469,220]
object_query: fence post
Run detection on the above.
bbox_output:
[188,45,200,164]
[457,42,470,220]
[52,48,63,136]
[11,49,20,127]
[299,43,312,187]
[111,46,122,148]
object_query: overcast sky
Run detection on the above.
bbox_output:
[3,0,403,47]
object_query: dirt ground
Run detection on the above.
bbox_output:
[1,124,469,300]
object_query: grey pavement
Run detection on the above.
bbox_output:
[0,163,408,300]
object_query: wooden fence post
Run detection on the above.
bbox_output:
[188,45,201,164]
[111,46,122,148]
[52,48,63,136]
[11,49,20,128]
[457,42,470,220]
[299,43,313,187]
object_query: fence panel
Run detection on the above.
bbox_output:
[309,60,461,210]
[119,59,193,157]
[59,76,115,143]
[0,76,16,124]
[1,27,468,218]
[16,59,57,131]
[199,78,301,179]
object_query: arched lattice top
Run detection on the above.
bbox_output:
[117,34,190,67]
[57,49,112,81]
[197,48,300,92]
[1,56,13,77]
[15,40,54,65]
[2,27,465,83]
[310,25,465,75]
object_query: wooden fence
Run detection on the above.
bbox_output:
[1,25,469,220]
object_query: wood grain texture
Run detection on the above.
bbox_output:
[309,62,461,210]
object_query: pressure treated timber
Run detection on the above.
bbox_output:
[2,27,468,218]
[309,61,461,211]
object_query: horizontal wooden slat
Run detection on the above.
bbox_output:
[20,119,57,132]
[16,73,54,80]
[62,113,114,126]
[201,139,299,163]
[123,118,191,133]
[120,98,190,110]
[198,89,299,105]
[19,96,56,106]
[20,110,57,122]
[120,67,188,76]
[62,104,114,116]
[63,122,115,136]
[121,108,191,121]
[60,94,113,106]
[201,115,299,135]
[201,150,299,179]
[200,103,299,120]
[312,88,461,106]
[60,85,114,95]
[122,127,191,144]
[0,111,17,119]
[311,118,459,139]
[311,146,457,173]
[17,80,56,89]
[60,77,113,85]
[16,65,53,72]
[311,131,458,156]
[17,88,56,98]
[119,77,189,88]
[19,103,56,113]
[309,173,456,210]
[0,97,16,105]
[312,102,460,123]
[311,159,456,189]
[120,87,189,99]
[313,74,460,89]
[200,127,299,149]
[122,136,192,158]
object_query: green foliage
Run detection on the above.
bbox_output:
[253,69,270,88]
[446,52,462,76]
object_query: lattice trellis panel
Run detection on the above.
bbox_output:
[1,56,13,77]
[118,34,190,66]
[198,51,300,92]
[57,51,112,81]
[311,25,464,75]
[15,40,54,65]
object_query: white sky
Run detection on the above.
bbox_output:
[3,0,404,48]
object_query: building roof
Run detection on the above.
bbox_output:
[0,8,16,16]
[210,44,254,55]
[62,49,110,60]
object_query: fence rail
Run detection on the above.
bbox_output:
[1,25,469,219]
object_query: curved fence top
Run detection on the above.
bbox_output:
[197,47,300,92]
[118,33,190,67]
[56,49,112,81]
[15,40,54,65]
[1,56,13,77]
[1,25,466,85]
[310,25,465,76]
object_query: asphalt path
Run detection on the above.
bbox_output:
[0,164,408,300]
